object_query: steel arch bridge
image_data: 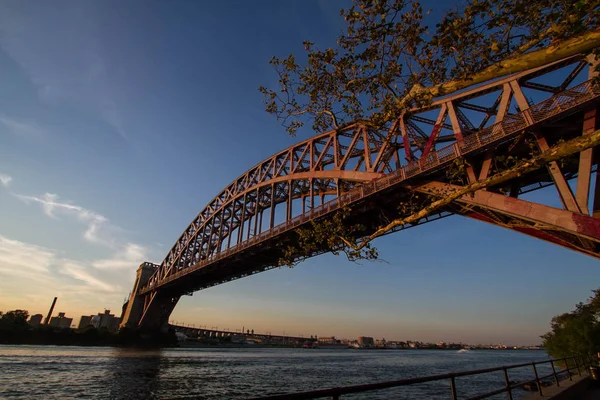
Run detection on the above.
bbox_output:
[122,53,600,332]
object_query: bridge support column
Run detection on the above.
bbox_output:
[120,262,157,330]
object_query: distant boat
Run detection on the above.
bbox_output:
[457,349,470,353]
[303,340,349,349]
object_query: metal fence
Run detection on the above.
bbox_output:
[243,354,595,400]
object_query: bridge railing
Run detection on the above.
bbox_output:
[243,354,594,400]
[147,80,600,291]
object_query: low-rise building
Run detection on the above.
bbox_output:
[78,315,92,329]
[49,312,72,329]
[28,314,43,326]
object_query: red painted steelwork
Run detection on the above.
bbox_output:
[122,53,600,331]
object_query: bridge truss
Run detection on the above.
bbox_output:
[122,53,600,331]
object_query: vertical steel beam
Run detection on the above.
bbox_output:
[399,115,413,161]
[477,85,512,182]
[216,211,225,253]
[254,189,260,238]
[287,180,293,221]
[448,101,476,182]
[446,102,465,142]
[226,205,234,249]
[496,83,513,122]
[422,103,447,157]
[246,211,252,240]
[333,133,339,168]
[205,219,216,257]
[576,108,599,214]
[238,193,247,243]
[310,178,314,210]
[270,184,276,229]
[535,132,582,213]
[363,128,372,171]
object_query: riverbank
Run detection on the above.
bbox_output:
[0,325,179,348]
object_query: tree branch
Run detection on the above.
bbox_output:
[346,127,600,251]
[394,27,600,115]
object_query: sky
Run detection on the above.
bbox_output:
[1,0,599,346]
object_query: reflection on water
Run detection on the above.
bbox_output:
[106,349,163,399]
[0,346,551,399]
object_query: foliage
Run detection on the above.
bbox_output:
[0,309,177,347]
[541,289,600,359]
[259,0,600,265]
[0,309,29,330]
[260,0,600,136]
[278,207,378,266]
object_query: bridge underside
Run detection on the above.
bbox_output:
[121,55,600,332]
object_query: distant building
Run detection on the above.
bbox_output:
[28,314,43,326]
[49,312,72,329]
[78,315,92,329]
[82,310,121,332]
[357,336,374,347]
[318,336,337,343]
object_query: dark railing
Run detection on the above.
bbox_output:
[243,354,595,400]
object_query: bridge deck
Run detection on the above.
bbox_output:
[141,80,600,295]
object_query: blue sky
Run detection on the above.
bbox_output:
[1,0,599,345]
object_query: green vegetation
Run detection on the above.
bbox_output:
[0,309,178,347]
[541,289,600,359]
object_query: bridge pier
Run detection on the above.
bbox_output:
[121,263,180,332]
[120,262,157,330]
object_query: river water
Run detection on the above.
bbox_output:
[0,346,554,399]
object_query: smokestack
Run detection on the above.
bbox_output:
[43,297,57,325]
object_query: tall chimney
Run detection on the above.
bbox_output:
[43,297,57,325]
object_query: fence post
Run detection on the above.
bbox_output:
[532,363,543,396]
[574,356,581,376]
[550,360,560,387]
[566,358,573,381]
[449,376,458,400]
[503,367,513,400]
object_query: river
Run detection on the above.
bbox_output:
[0,345,553,399]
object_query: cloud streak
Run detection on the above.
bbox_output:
[14,192,113,246]
[0,173,12,187]
[0,115,43,137]
[0,235,120,294]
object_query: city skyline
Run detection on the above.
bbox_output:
[1,0,600,346]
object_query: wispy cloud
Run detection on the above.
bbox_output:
[0,115,43,137]
[0,173,12,187]
[0,235,56,273]
[0,235,119,294]
[59,261,119,292]
[14,192,113,246]
[93,243,147,270]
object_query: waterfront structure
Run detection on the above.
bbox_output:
[121,53,600,333]
[49,312,72,329]
[78,315,92,329]
[357,336,375,347]
[80,310,121,331]
[28,314,43,326]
